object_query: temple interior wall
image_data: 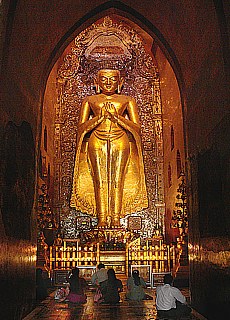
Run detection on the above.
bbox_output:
[156,47,185,244]
[41,65,58,202]
[0,1,229,319]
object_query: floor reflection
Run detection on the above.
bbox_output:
[23,287,204,320]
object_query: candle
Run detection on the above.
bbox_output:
[67,249,70,268]
[155,247,159,272]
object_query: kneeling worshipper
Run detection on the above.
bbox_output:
[66,267,88,304]
[156,274,192,319]
[101,268,123,304]
[126,269,148,301]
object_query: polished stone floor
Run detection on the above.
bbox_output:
[23,286,207,320]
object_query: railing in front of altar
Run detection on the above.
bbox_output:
[127,237,176,274]
[49,237,178,285]
[49,240,126,275]
[49,239,97,270]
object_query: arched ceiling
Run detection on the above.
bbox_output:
[2,1,222,103]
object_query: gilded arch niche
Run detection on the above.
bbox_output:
[54,16,165,237]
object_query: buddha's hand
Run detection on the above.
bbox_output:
[101,102,118,122]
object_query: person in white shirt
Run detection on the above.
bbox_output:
[156,274,192,319]
[91,263,108,290]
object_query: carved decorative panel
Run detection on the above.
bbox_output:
[128,216,142,230]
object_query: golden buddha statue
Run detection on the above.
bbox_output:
[70,69,148,227]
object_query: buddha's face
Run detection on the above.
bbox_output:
[97,69,120,94]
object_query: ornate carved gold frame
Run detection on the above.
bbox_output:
[53,16,165,237]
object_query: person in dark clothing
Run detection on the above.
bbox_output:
[66,267,88,304]
[36,268,48,301]
[101,268,123,304]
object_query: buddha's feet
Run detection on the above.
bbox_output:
[98,221,107,228]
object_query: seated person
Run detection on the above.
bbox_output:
[156,274,192,319]
[126,269,147,301]
[66,267,88,304]
[101,268,123,304]
[91,263,108,291]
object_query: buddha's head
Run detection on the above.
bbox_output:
[96,69,123,94]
